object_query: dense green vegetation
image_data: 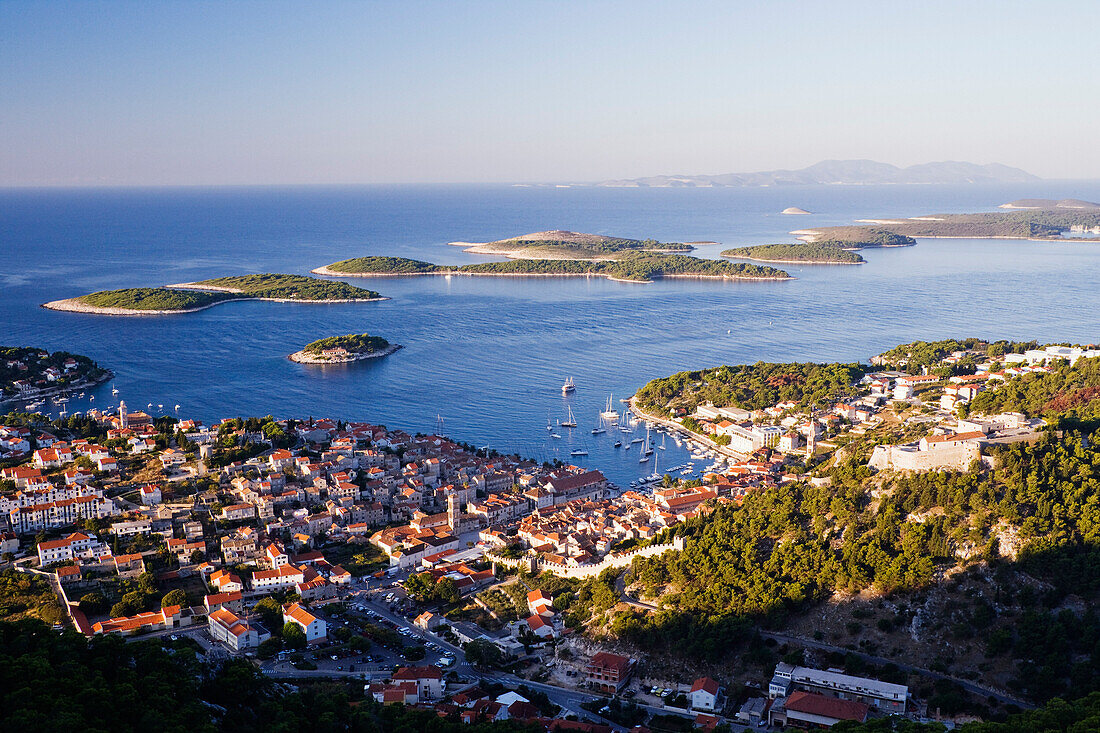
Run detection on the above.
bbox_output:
[302,334,390,355]
[970,356,1100,431]
[0,347,110,398]
[193,273,382,300]
[874,338,1035,373]
[722,242,866,263]
[76,287,231,311]
[482,234,692,255]
[72,274,381,311]
[636,360,866,415]
[0,570,64,625]
[324,256,443,274]
[324,253,789,283]
[811,227,917,248]
[0,619,537,733]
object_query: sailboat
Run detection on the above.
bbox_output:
[600,394,620,422]
[591,413,606,435]
[546,412,554,431]
[658,432,667,451]
[561,377,576,395]
[642,425,655,456]
[561,406,577,428]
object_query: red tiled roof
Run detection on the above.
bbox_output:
[690,676,719,695]
[784,690,869,722]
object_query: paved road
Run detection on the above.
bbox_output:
[758,631,1034,709]
[616,586,1033,711]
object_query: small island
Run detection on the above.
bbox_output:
[443,230,694,260]
[721,242,866,265]
[42,274,385,316]
[781,207,812,215]
[315,253,790,283]
[289,334,401,364]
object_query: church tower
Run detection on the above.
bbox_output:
[805,419,816,458]
[119,400,128,430]
[447,493,461,531]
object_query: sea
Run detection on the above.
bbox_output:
[3,181,1099,488]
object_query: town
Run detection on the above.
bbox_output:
[0,340,1093,731]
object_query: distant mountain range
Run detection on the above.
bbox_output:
[597,159,1040,187]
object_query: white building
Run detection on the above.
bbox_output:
[690,677,720,711]
[208,608,270,651]
[283,602,327,644]
[769,663,908,713]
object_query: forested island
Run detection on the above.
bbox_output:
[289,333,400,364]
[721,242,867,264]
[446,230,694,260]
[42,274,385,315]
[315,253,789,283]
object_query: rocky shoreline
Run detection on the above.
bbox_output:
[312,266,790,283]
[1,370,114,405]
[42,292,386,316]
[288,343,403,364]
[728,256,863,265]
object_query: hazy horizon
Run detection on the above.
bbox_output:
[3,1,1100,186]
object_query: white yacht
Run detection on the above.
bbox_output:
[561,406,578,428]
[561,377,576,395]
[599,394,619,422]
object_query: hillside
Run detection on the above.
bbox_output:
[802,209,1100,242]
[450,230,693,259]
[611,347,1100,708]
[598,160,1039,187]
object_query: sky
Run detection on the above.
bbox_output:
[1,1,1098,186]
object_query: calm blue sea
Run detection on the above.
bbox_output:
[3,182,1099,487]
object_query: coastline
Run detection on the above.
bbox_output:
[794,230,1100,244]
[313,266,790,283]
[288,343,403,364]
[628,396,751,464]
[1,370,114,405]
[42,293,387,316]
[723,255,863,265]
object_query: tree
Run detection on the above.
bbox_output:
[434,577,460,605]
[405,572,436,602]
[137,572,158,595]
[464,639,504,668]
[122,591,147,612]
[282,622,306,649]
[110,601,133,618]
[256,637,283,660]
[189,549,205,564]
[254,597,283,631]
[161,589,187,608]
[79,591,108,614]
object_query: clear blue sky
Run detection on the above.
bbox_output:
[2,0,1097,185]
